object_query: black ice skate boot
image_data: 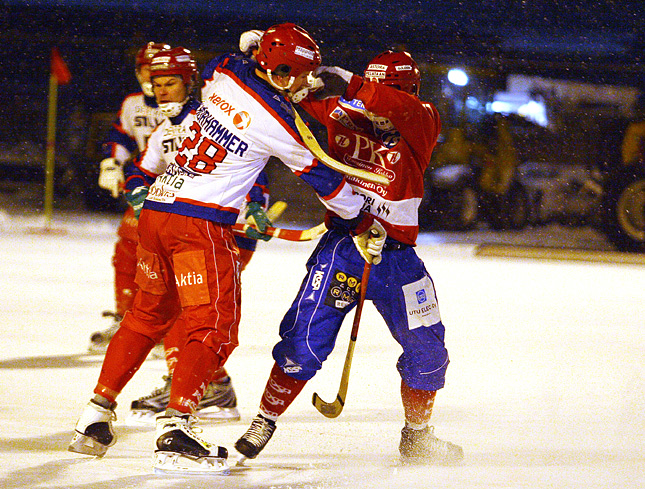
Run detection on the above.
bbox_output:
[126,375,172,426]
[196,376,240,421]
[153,414,229,474]
[87,311,122,354]
[68,400,117,457]
[399,425,464,464]
[234,414,276,460]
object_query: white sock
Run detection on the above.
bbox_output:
[405,420,427,431]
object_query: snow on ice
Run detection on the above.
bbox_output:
[0,211,643,488]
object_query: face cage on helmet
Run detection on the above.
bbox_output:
[158,98,190,118]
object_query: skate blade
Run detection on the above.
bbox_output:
[87,343,108,355]
[68,432,109,457]
[152,451,229,475]
[399,451,464,466]
[125,410,159,427]
[195,406,241,422]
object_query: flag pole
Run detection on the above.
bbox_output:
[44,72,58,229]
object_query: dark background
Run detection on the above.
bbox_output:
[1,0,644,225]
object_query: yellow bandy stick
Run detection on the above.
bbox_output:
[232,222,327,242]
[266,200,288,222]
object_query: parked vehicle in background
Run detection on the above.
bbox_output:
[600,165,645,252]
[599,95,645,252]
[517,161,604,227]
[419,113,534,231]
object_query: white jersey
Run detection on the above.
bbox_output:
[132,98,269,222]
[143,53,363,225]
[105,92,165,164]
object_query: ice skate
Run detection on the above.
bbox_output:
[234,414,276,461]
[195,376,240,422]
[399,425,464,464]
[127,375,240,426]
[68,400,117,457]
[126,375,172,426]
[87,311,121,354]
[152,414,229,475]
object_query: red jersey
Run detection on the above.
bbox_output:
[300,78,441,245]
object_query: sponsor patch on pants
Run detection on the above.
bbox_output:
[402,276,440,329]
[324,270,361,312]
[134,244,167,295]
[173,250,210,307]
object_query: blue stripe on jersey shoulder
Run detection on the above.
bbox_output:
[103,126,137,155]
[202,53,297,133]
[298,160,345,198]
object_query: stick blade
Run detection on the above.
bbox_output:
[312,392,344,418]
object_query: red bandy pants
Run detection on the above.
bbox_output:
[95,210,242,411]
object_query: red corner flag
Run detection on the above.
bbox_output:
[51,47,71,85]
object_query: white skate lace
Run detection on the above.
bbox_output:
[243,416,274,448]
[180,416,213,449]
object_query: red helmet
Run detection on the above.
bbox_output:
[364,51,421,95]
[135,41,171,68]
[256,23,321,78]
[150,47,199,86]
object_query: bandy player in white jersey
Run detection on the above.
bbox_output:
[69,23,386,474]
[123,47,271,425]
[89,42,169,353]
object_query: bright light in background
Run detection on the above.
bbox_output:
[518,100,548,127]
[465,96,480,109]
[490,91,549,127]
[447,68,469,86]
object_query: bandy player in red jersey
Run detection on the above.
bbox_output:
[235,48,464,464]
[90,42,168,353]
[69,23,386,474]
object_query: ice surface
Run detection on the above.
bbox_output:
[0,211,643,488]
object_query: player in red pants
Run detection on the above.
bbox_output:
[119,48,274,424]
[89,41,168,353]
[69,25,385,474]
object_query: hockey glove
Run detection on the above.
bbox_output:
[239,29,264,57]
[245,201,272,241]
[313,66,354,100]
[352,220,386,265]
[126,186,149,220]
[98,157,124,198]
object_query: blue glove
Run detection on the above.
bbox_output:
[126,186,149,219]
[245,202,272,241]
